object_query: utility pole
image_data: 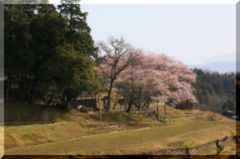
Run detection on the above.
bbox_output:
[164,103,166,123]
[98,93,102,121]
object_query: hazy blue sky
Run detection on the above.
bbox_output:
[50,1,236,69]
[80,4,235,66]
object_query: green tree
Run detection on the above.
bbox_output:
[35,44,99,107]
[4,5,35,101]
[5,3,100,106]
[30,11,67,66]
[28,7,67,101]
[58,0,98,59]
[193,69,236,114]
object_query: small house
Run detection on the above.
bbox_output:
[69,92,98,110]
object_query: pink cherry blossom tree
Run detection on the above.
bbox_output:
[97,37,197,113]
[97,37,140,111]
[116,52,197,112]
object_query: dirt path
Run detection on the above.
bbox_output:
[5,120,234,155]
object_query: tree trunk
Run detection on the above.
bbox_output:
[28,77,39,103]
[164,103,167,122]
[112,93,119,110]
[126,100,133,113]
[97,94,102,121]
[106,79,113,111]
[61,92,69,109]
[23,77,35,103]
[137,105,141,111]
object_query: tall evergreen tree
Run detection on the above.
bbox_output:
[58,0,98,59]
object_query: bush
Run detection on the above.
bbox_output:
[175,100,193,110]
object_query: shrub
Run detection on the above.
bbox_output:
[175,100,193,110]
[102,112,145,124]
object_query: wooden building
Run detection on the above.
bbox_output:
[69,93,98,110]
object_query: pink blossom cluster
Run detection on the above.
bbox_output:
[99,51,197,104]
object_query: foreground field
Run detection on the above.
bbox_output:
[4,102,237,155]
[0,127,3,157]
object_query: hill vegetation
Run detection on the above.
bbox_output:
[193,69,236,114]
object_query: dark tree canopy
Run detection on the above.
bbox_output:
[4,3,100,106]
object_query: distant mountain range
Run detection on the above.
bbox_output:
[189,61,236,74]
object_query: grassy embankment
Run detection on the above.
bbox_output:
[4,102,237,155]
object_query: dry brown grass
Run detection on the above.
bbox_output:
[5,117,236,155]
[149,103,186,118]
[4,122,88,149]
[4,102,237,155]
[4,108,155,150]
[0,127,3,157]
[191,109,233,122]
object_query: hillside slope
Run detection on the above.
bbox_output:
[4,102,236,155]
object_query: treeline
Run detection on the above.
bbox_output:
[4,1,100,106]
[193,69,236,114]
